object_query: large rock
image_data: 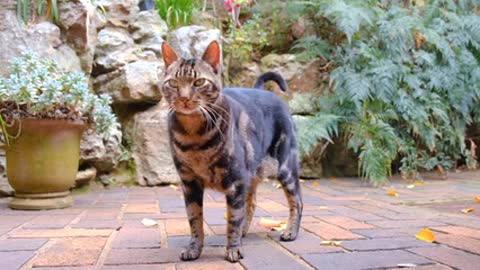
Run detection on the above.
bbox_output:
[80,124,123,173]
[260,54,325,93]
[0,11,82,76]
[93,60,163,103]
[58,0,98,73]
[94,27,138,73]
[168,26,222,59]
[130,10,168,57]
[124,104,180,186]
[96,0,139,28]
[228,62,261,88]
[0,152,13,197]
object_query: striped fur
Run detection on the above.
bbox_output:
[161,41,303,263]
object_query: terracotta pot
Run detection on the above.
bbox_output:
[6,119,87,210]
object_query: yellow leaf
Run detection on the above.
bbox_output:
[299,179,306,183]
[274,183,282,189]
[475,196,480,203]
[461,208,475,214]
[169,184,179,191]
[416,228,435,243]
[320,241,342,246]
[313,181,319,187]
[406,184,415,189]
[387,189,399,197]
[318,206,329,210]
[224,213,228,219]
[259,217,286,230]
[271,223,287,231]
[141,218,158,227]
[414,180,424,186]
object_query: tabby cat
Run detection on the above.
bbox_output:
[161,41,303,263]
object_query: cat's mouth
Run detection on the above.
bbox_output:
[174,100,200,114]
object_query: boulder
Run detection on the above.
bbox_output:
[58,0,97,73]
[80,124,123,173]
[0,152,13,197]
[123,103,180,186]
[93,60,163,104]
[96,0,139,28]
[0,11,82,76]
[260,54,324,93]
[130,10,168,42]
[168,26,222,59]
[228,62,261,88]
[94,27,138,73]
[75,167,98,187]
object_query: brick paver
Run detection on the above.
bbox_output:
[0,173,479,269]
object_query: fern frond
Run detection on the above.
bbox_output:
[293,114,340,155]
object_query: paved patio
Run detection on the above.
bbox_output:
[1,171,480,270]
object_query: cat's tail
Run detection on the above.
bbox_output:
[253,71,288,91]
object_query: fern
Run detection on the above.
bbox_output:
[293,114,340,155]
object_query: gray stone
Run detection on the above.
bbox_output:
[96,0,139,28]
[58,0,98,73]
[0,11,82,76]
[93,60,163,104]
[168,25,222,59]
[0,152,13,197]
[75,167,98,187]
[228,62,261,88]
[130,10,168,42]
[124,104,180,186]
[80,125,123,173]
[94,27,138,72]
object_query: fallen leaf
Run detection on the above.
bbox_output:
[169,184,179,191]
[318,206,329,210]
[224,213,228,219]
[299,179,306,183]
[313,181,319,187]
[414,180,424,186]
[461,208,475,214]
[274,183,282,189]
[259,217,287,231]
[406,184,415,189]
[320,240,341,246]
[475,196,480,203]
[387,189,399,197]
[416,228,435,243]
[141,218,158,227]
[397,263,417,268]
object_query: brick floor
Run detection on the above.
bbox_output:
[0,173,479,269]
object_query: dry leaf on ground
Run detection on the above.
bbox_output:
[320,241,342,246]
[318,206,329,210]
[397,263,418,268]
[414,180,424,186]
[387,189,399,197]
[141,218,158,227]
[475,196,480,203]
[461,208,475,214]
[416,228,435,243]
[406,184,415,189]
[169,184,179,191]
[313,181,319,187]
[259,217,287,231]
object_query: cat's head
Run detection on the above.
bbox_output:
[161,41,223,115]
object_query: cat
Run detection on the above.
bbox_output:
[160,40,303,263]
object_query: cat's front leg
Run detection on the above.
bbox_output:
[180,179,204,261]
[225,183,246,263]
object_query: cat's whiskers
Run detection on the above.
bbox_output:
[205,102,230,128]
[202,105,226,141]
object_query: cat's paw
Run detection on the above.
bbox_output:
[225,247,243,263]
[280,229,298,242]
[180,246,202,261]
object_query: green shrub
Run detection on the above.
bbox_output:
[293,0,480,185]
[154,0,199,28]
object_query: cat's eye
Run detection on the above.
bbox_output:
[167,80,178,88]
[193,78,206,87]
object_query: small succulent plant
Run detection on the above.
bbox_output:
[0,51,117,136]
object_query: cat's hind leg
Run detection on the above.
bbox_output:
[277,152,303,242]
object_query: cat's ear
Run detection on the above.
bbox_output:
[202,40,221,73]
[162,42,179,68]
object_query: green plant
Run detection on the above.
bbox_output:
[17,0,61,24]
[292,0,480,185]
[154,0,199,28]
[0,51,117,140]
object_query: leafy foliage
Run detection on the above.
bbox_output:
[154,0,199,28]
[0,51,117,143]
[292,0,480,185]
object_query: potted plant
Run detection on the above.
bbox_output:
[0,51,117,210]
